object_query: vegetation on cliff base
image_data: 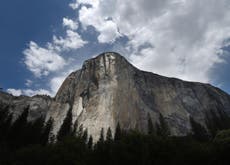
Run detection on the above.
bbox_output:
[0,106,230,165]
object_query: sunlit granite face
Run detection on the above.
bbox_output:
[1,52,230,142]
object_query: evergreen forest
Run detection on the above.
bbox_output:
[0,105,230,165]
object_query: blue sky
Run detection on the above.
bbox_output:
[0,0,230,96]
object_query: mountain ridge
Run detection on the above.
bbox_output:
[1,52,230,141]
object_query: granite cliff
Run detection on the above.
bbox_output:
[1,52,230,141]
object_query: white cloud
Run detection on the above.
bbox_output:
[97,20,121,43]
[53,30,87,50]
[25,79,33,87]
[63,17,78,30]
[23,41,66,77]
[69,1,79,10]
[20,0,230,97]
[49,67,79,94]
[69,0,99,9]
[23,89,52,96]
[79,4,121,43]
[7,69,75,97]
[7,88,53,97]
[50,74,68,95]
[76,0,99,7]
[50,77,65,95]
[75,0,230,82]
[23,7,87,77]
[20,0,88,97]
[7,89,22,96]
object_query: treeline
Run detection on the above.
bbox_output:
[0,105,53,150]
[0,106,230,164]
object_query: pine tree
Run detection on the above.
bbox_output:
[147,113,155,135]
[88,135,93,150]
[27,116,45,145]
[114,122,121,141]
[218,110,230,129]
[190,116,209,141]
[57,108,72,141]
[82,129,88,143]
[99,128,104,143]
[3,113,12,137]
[0,105,9,122]
[156,114,170,137]
[0,106,10,140]
[8,106,29,148]
[205,110,229,137]
[206,113,218,137]
[106,127,113,142]
[0,108,12,141]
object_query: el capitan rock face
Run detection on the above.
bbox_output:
[1,52,230,141]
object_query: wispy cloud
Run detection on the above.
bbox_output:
[10,0,230,96]
[79,5,121,43]
[53,29,87,51]
[63,17,78,30]
[74,0,230,82]
[7,88,52,97]
[7,89,23,96]
[25,79,33,87]
[23,41,66,77]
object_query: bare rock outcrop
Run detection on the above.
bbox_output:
[1,52,230,141]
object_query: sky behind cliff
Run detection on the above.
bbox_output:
[0,0,230,96]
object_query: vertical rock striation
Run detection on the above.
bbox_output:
[1,52,230,141]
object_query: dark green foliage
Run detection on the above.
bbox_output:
[8,107,29,148]
[26,116,45,145]
[82,129,88,143]
[213,129,230,164]
[156,113,170,137]
[9,137,90,165]
[0,105,9,121]
[10,107,29,131]
[106,127,113,142]
[190,117,209,141]
[0,105,56,150]
[0,106,12,141]
[88,135,93,150]
[206,110,230,137]
[1,125,230,164]
[57,108,72,141]
[214,129,230,145]
[220,111,230,129]
[147,113,155,135]
[114,122,122,141]
[7,107,48,148]
[0,113,12,139]
[99,128,104,143]
[1,106,230,164]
